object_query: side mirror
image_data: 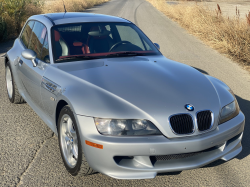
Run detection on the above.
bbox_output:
[21,49,37,67]
[154,43,160,50]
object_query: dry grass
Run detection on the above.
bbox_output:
[147,0,250,69]
[43,0,109,13]
[0,0,110,41]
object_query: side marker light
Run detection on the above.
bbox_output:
[85,140,103,149]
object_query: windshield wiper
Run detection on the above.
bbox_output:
[56,55,100,62]
[106,52,147,57]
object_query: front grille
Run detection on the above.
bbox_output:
[169,114,194,134]
[152,152,202,161]
[150,144,221,162]
[197,110,213,131]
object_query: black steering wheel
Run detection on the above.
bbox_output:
[109,41,132,52]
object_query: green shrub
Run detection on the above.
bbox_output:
[0,17,7,41]
[0,0,42,40]
[4,0,32,33]
[0,1,7,41]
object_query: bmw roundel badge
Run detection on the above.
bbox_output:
[185,104,194,111]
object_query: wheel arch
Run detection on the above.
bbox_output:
[4,55,9,67]
[55,100,68,129]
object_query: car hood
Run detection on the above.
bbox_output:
[54,56,222,138]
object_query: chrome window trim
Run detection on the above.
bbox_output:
[168,113,195,135]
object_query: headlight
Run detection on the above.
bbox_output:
[94,118,162,136]
[219,93,240,124]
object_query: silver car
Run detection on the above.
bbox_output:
[4,12,245,179]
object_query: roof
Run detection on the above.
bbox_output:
[43,12,130,25]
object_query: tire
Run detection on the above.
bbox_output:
[5,61,25,104]
[58,105,95,176]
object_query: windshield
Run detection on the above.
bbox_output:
[51,22,161,63]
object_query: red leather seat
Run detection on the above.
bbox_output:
[72,42,90,54]
[54,30,69,59]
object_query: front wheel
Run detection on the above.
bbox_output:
[5,62,25,104]
[58,105,95,176]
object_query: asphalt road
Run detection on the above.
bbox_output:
[1,0,250,186]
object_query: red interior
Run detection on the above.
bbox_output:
[73,42,83,46]
[59,51,155,59]
[54,30,61,42]
[82,44,90,54]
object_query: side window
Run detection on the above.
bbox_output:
[116,25,145,50]
[142,39,152,50]
[21,21,35,48]
[40,34,50,63]
[28,21,47,60]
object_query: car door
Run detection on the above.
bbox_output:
[18,21,49,109]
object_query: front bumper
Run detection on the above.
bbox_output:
[76,112,245,179]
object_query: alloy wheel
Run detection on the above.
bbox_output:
[60,114,78,168]
[6,66,13,99]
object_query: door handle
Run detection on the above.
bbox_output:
[19,59,23,66]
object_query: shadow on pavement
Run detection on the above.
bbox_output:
[0,39,14,56]
[158,171,182,176]
[235,95,250,159]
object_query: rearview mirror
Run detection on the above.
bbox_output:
[154,43,160,50]
[21,49,37,67]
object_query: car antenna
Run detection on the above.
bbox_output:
[62,0,67,13]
